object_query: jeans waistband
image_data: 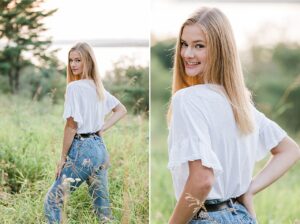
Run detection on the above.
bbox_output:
[193,198,237,220]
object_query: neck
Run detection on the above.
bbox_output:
[185,75,204,86]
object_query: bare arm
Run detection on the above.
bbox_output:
[239,136,300,217]
[55,117,77,178]
[169,160,215,224]
[98,103,127,136]
[60,118,77,160]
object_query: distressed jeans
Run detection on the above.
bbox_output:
[44,135,112,223]
[189,200,257,224]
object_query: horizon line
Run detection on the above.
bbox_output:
[53,39,149,47]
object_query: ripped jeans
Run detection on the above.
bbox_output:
[44,135,112,223]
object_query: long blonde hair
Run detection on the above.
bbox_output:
[67,42,105,100]
[169,7,254,134]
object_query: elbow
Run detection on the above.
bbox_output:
[199,175,214,192]
[272,137,300,163]
[121,104,127,117]
[289,140,300,162]
[294,145,300,162]
[113,103,127,117]
[190,172,214,194]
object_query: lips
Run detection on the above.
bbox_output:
[185,61,201,68]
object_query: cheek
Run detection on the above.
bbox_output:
[197,51,207,63]
[180,48,185,59]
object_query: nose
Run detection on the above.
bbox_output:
[70,61,76,68]
[183,46,194,58]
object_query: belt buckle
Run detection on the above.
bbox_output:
[75,134,84,140]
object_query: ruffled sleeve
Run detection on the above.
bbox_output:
[168,91,223,176]
[63,84,83,128]
[255,108,287,161]
[104,90,120,115]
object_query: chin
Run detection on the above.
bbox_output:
[185,71,202,77]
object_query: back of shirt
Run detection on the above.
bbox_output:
[63,79,120,134]
[168,84,287,200]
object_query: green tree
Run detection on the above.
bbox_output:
[0,0,57,93]
[246,42,300,132]
[104,59,149,114]
[151,38,176,70]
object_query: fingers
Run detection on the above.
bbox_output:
[243,201,256,218]
[248,207,256,218]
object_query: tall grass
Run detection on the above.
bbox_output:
[0,94,148,224]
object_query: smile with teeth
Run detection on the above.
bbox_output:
[186,61,201,65]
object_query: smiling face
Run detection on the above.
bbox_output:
[69,50,83,76]
[180,24,208,77]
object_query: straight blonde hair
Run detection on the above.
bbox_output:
[67,42,105,100]
[169,7,254,134]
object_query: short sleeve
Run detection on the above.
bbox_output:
[63,84,83,127]
[168,92,223,176]
[104,90,120,115]
[255,108,287,161]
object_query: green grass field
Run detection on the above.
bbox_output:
[151,100,300,224]
[0,95,148,224]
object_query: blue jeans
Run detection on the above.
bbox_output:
[44,135,112,223]
[189,200,257,224]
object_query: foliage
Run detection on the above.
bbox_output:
[0,0,59,93]
[245,42,300,132]
[151,38,176,70]
[104,60,149,115]
[19,58,66,104]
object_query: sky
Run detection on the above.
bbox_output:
[42,0,149,41]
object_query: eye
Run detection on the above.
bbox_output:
[180,41,188,48]
[195,44,205,49]
[75,59,81,63]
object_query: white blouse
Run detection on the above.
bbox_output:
[63,79,120,134]
[168,84,287,201]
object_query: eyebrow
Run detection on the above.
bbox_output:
[181,39,205,43]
